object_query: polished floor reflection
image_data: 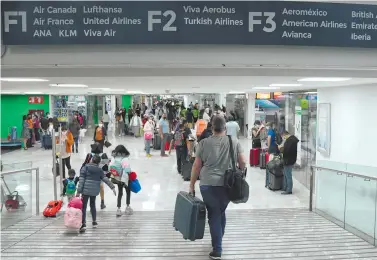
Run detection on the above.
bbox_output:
[1,127,309,213]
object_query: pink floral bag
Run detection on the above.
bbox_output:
[144,132,153,140]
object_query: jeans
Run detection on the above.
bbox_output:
[82,195,96,224]
[72,136,79,152]
[145,139,152,154]
[283,165,294,193]
[176,146,187,173]
[160,133,169,155]
[116,180,131,208]
[104,122,109,132]
[200,185,230,253]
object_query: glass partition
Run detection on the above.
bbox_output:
[1,168,33,229]
[314,160,377,246]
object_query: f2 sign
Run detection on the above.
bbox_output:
[28,96,44,104]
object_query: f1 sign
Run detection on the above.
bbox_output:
[28,96,44,104]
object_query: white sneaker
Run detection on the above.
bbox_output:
[116,208,122,216]
[125,206,133,215]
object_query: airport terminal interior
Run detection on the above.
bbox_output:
[1,0,377,259]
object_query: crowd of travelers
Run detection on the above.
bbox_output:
[20,99,299,260]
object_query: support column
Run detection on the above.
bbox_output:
[246,93,256,138]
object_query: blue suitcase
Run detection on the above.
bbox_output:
[173,191,206,241]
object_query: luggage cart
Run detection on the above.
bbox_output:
[1,174,27,212]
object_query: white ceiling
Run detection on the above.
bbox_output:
[2,76,377,94]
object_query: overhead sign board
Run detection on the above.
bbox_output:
[2,1,377,48]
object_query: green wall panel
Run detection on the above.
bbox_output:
[1,95,50,139]
[122,95,132,110]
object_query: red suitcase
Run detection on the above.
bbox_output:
[250,148,261,166]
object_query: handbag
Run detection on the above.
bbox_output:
[144,132,153,140]
[224,135,249,204]
[129,179,141,193]
[104,140,112,148]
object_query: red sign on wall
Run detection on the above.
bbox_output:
[28,96,44,104]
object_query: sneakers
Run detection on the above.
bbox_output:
[79,223,87,232]
[125,206,133,215]
[281,191,293,195]
[146,154,152,158]
[116,208,122,216]
[160,154,168,157]
[92,221,98,228]
[209,251,221,260]
[101,202,106,209]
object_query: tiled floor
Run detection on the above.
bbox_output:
[2,209,377,259]
[1,127,309,215]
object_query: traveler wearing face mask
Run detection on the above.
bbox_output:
[59,125,74,179]
[94,121,107,148]
[159,113,170,157]
[143,116,155,157]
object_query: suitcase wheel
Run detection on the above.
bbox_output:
[175,228,178,231]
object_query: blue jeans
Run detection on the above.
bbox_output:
[283,165,293,193]
[72,136,79,151]
[200,185,230,253]
[145,139,152,154]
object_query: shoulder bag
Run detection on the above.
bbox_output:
[224,135,249,204]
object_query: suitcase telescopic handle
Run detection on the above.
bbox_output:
[189,191,195,197]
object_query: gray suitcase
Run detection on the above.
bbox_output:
[268,170,284,191]
[153,134,161,150]
[173,191,206,241]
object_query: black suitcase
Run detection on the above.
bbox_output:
[259,152,267,169]
[173,191,206,241]
[44,135,52,150]
[182,159,193,181]
[153,134,161,150]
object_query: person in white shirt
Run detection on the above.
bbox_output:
[203,108,211,123]
[102,111,110,132]
[226,116,240,139]
[130,113,142,137]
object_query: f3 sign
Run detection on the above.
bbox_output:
[249,12,276,33]
[4,11,27,32]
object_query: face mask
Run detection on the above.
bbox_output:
[163,116,166,119]
[99,124,103,127]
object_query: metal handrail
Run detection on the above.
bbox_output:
[313,166,377,181]
[0,167,40,215]
[309,165,377,212]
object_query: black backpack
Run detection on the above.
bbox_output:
[40,117,49,130]
[274,129,283,145]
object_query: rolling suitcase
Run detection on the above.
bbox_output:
[153,134,161,150]
[249,148,260,166]
[173,191,206,241]
[259,152,269,169]
[268,169,284,191]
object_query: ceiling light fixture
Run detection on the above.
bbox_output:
[269,83,302,87]
[1,78,49,82]
[252,87,281,90]
[1,91,21,94]
[297,77,351,82]
[127,91,144,94]
[229,91,245,94]
[88,88,111,91]
[24,92,43,94]
[50,84,88,88]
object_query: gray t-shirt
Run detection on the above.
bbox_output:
[196,135,243,186]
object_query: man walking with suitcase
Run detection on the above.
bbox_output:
[280,131,299,195]
[189,116,246,260]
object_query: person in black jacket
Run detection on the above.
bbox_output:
[280,131,299,195]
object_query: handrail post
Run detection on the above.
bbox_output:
[309,166,314,212]
[35,168,40,215]
[52,129,57,200]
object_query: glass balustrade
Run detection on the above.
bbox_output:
[314,160,377,246]
[1,162,38,229]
